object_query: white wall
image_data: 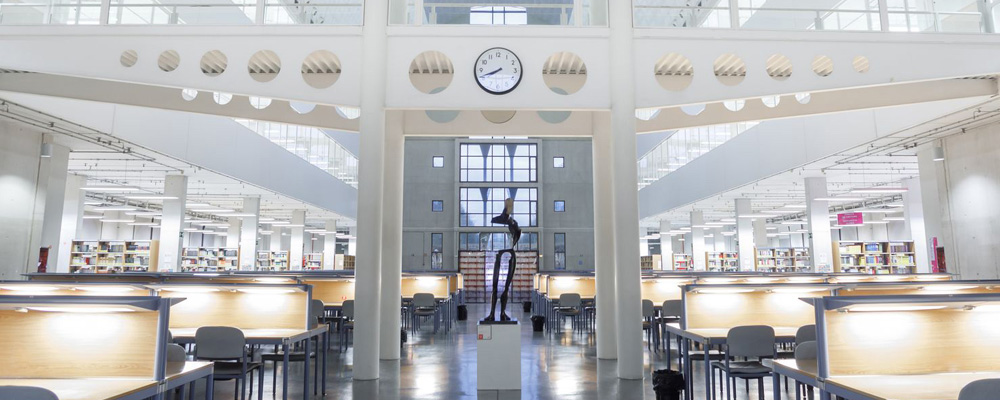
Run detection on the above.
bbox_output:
[0,120,44,279]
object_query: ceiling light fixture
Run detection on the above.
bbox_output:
[81,186,140,192]
[126,195,179,200]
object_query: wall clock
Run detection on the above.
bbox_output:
[474,47,522,95]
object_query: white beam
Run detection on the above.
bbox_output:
[324,220,337,270]
[804,177,833,272]
[290,210,305,270]
[658,220,672,271]
[690,211,705,271]
[159,175,188,272]
[239,197,259,270]
[735,199,754,271]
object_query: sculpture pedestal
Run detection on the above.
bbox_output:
[477,320,521,391]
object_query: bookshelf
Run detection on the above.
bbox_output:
[180,247,240,272]
[459,251,538,303]
[640,256,654,271]
[337,254,356,270]
[256,250,291,270]
[755,247,810,272]
[833,240,915,274]
[304,253,324,270]
[69,240,159,273]
[672,254,692,270]
[707,252,739,271]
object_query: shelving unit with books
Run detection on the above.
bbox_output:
[833,240,915,274]
[707,252,739,271]
[69,240,158,273]
[672,254,692,270]
[755,247,810,272]
[180,247,240,272]
[459,250,538,303]
[304,253,324,270]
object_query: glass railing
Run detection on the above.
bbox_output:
[234,119,359,187]
[389,0,608,26]
[0,0,363,24]
[634,0,988,33]
[637,121,759,190]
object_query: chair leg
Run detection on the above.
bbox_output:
[757,377,764,400]
[258,366,264,400]
[272,361,277,400]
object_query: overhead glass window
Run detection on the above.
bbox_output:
[460,232,538,251]
[432,200,444,212]
[460,143,537,183]
[459,187,537,227]
[470,6,527,25]
[554,233,566,270]
[432,156,445,168]
[554,200,566,212]
[553,156,565,168]
[431,233,443,270]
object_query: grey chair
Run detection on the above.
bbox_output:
[340,300,355,351]
[167,343,188,362]
[194,326,264,400]
[553,293,582,332]
[711,325,776,400]
[261,300,324,398]
[411,293,438,334]
[959,379,1000,400]
[642,299,657,349]
[659,300,683,352]
[794,341,818,400]
[0,386,59,400]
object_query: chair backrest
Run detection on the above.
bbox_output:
[726,325,776,358]
[311,299,326,319]
[0,386,59,400]
[642,299,654,317]
[794,341,818,362]
[166,343,187,363]
[959,379,1000,400]
[343,300,355,319]
[194,326,246,361]
[558,293,581,308]
[795,324,817,344]
[413,293,436,308]
[661,300,683,318]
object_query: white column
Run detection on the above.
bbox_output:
[713,228,725,252]
[659,220,672,271]
[290,210,305,270]
[379,110,404,360]
[592,112,617,360]
[609,0,642,377]
[158,175,188,271]
[57,174,86,272]
[270,226,283,252]
[917,145,947,273]
[753,218,768,249]
[735,199,755,271]
[32,140,70,272]
[324,220,338,270]
[239,197,259,270]
[804,177,833,272]
[903,177,930,272]
[348,226,357,256]
[226,217,240,248]
[690,211,706,271]
[355,0,389,379]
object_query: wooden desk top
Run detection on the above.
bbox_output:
[165,361,213,381]
[827,372,1000,400]
[767,359,818,380]
[662,323,799,343]
[170,326,327,343]
[0,378,157,400]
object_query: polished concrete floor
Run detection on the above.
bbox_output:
[187,303,799,399]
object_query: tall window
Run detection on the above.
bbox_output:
[554,233,566,270]
[470,6,527,25]
[459,232,538,251]
[459,187,537,227]
[460,143,537,183]
[431,233,443,270]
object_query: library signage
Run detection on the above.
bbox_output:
[837,212,864,226]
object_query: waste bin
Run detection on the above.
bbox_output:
[400,329,407,345]
[522,301,532,313]
[457,305,468,321]
[651,369,685,400]
[530,315,545,332]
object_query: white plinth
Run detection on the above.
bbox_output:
[477,321,521,391]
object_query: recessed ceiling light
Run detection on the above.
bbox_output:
[94,206,137,211]
[100,219,135,223]
[185,203,211,208]
[850,187,908,194]
[814,197,864,202]
[81,186,140,192]
[126,195,178,200]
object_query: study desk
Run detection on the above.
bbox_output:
[663,323,800,400]
[0,379,158,400]
[170,326,329,400]
[165,361,215,400]
[825,372,1000,400]
[764,359,818,400]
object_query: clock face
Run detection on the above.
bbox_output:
[474,47,522,95]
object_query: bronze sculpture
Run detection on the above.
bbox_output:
[483,198,521,322]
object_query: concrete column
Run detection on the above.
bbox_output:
[226,217,240,248]
[30,139,70,273]
[592,112,617,360]
[355,0,390,379]
[56,174,86,272]
[348,226,357,256]
[735,199,755,271]
[917,145,946,273]
[270,226,283,252]
[324,220,337,270]
[804,177,833,272]
[158,175,188,271]
[690,211,706,271]
[609,0,642,377]
[239,197,259,270]
[379,111,404,360]
[659,220,672,271]
[902,177,930,272]
[290,210,305,270]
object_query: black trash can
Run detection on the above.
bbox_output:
[457,305,468,321]
[651,369,685,400]
[522,301,532,313]
[400,329,407,345]
[530,315,545,332]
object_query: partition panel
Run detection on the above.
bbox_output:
[160,288,308,330]
[684,287,833,329]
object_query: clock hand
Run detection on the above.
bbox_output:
[479,67,503,79]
